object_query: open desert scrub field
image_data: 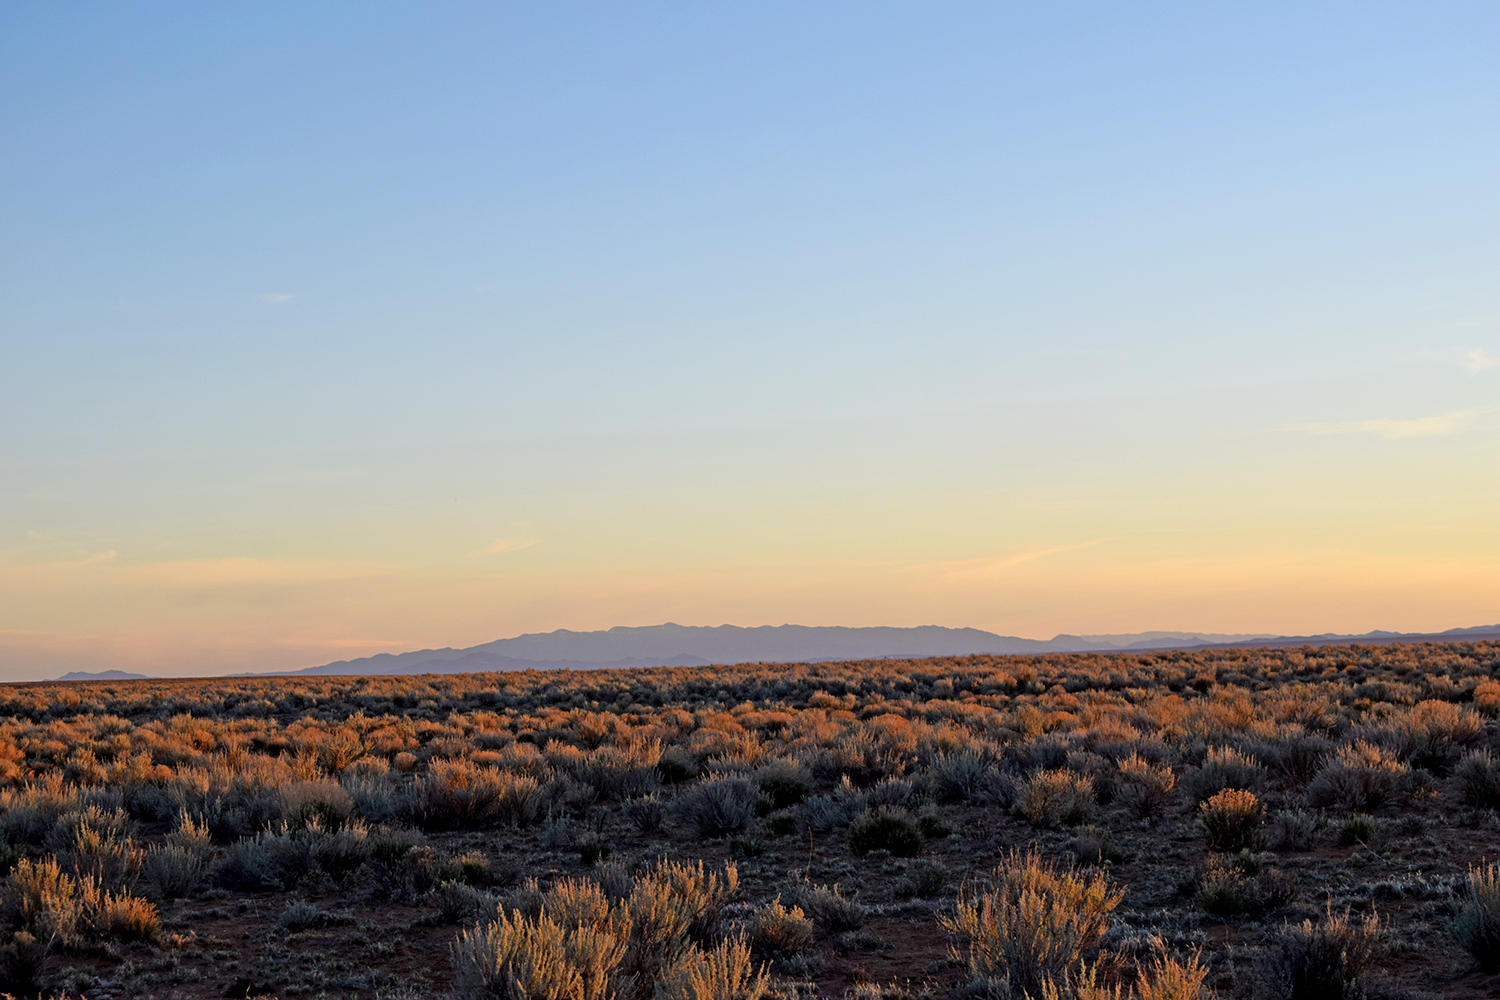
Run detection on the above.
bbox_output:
[1,642,1499,1000]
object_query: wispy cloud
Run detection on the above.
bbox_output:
[471,537,540,557]
[1,549,120,569]
[257,292,295,304]
[1282,408,1485,440]
[916,539,1112,582]
[1465,349,1499,373]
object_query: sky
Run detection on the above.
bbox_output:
[3,3,1499,680]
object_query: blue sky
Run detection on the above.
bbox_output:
[3,3,1498,677]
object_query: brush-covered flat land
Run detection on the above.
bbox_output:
[2,642,1499,1000]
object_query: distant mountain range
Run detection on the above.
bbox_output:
[55,669,152,682]
[50,621,1500,681]
[261,621,1500,677]
[266,624,1273,677]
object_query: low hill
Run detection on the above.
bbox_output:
[55,669,151,682]
[273,622,1281,676]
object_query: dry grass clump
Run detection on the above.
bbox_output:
[849,808,921,857]
[214,816,374,891]
[802,777,869,833]
[1198,789,1263,852]
[753,758,812,809]
[1361,699,1482,770]
[1018,961,1114,1000]
[636,858,740,942]
[80,879,159,941]
[140,812,213,900]
[675,776,759,836]
[1473,679,1500,716]
[452,907,626,1000]
[0,854,160,961]
[1196,853,1294,917]
[1,857,82,947]
[793,883,866,933]
[928,748,999,803]
[1306,741,1411,811]
[623,793,666,833]
[1450,861,1500,971]
[1185,747,1264,802]
[657,938,768,1000]
[1017,769,1096,828]
[1452,750,1500,808]
[1114,754,1176,818]
[1251,907,1380,1000]
[279,777,356,829]
[1334,813,1375,848]
[942,858,1209,1000]
[1131,948,1213,1000]
[428,880,501,925]
[747,897,813,957]
[50,804,142,888]
[451,859,755,1000]
[897,858,952,899]
[417,761,544,829]
[1031,947,1212,1000]
[1263,808,1318,852]
[941,849,1123,999]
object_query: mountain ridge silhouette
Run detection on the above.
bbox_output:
[258,621,1500,677]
